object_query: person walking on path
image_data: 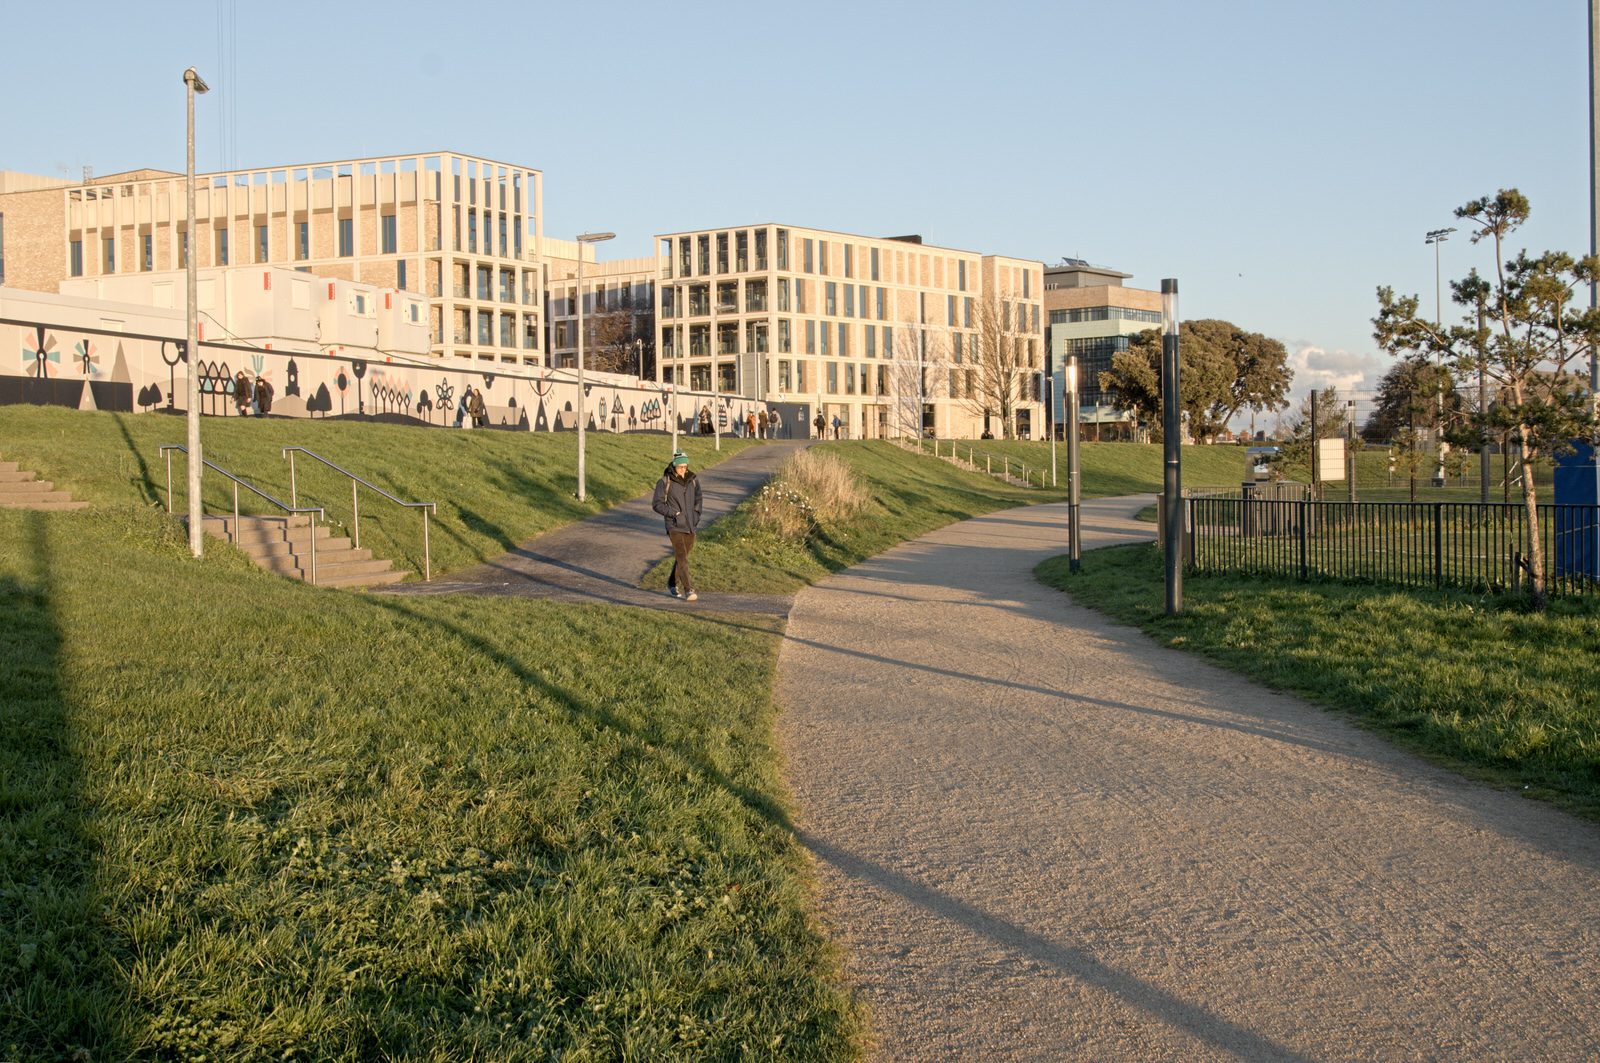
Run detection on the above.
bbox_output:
[747,410,758,439]
[651,450,703,601]
[814,412,826,439]
[770,407,784,438]
[831,413,842,439]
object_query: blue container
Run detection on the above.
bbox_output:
[1553,442,1600,580]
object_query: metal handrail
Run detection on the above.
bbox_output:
[281,446,436,581]
[159,444,325,584]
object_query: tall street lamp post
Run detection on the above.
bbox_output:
[1067,356,1082,573]
[1161,279,1182,615]
[574,230,614,502]
[184,67,209,558]
[1426,227,1455,487]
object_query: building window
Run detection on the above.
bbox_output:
[478,310,493,345]
[297,221,309,260]
[467,212,478,254]
[838,323,849,358]
[953,333,963,362]
[381,213,397,254]
[844,285,855,318]
[1024,270,1031,298]
[779,359,792,391]
[70,239,84,277]
[803,238,813,273]
[142,234,153,272]
[795,360,807,393]
[795,279,807,315]
[179,231,189,269]
[777,278,790,312]
[821,321,830,356]
[397,260,408,291]
[826,282,836,316]
[865,326,875,359]
[883,325,893,356]
[876,287,886,320]
[959,260,967,291]
[871,247,880,281]
[776,228,788,270]
[827,361,838,394]
[844,243,853,278]
[778,318,791,353]
[964,297,972,328]
[103,237,116,273]
[754,228,767,270]
[499,215,507,257]
[256,225,268,263]
[697,235,710,274]
[948,294,957,326]
[806,320,815,355]
[819,241,829,275]
[716,232,729,273]
[337,218,353,257]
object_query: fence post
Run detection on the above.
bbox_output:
[1433,503,1443,588]
[1298,500,1309,580]
[1184,498,1196,568]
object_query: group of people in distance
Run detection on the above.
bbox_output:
[454,386,488,429]
[696,406,788,439]
[231,371,275,417]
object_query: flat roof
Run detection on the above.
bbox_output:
[652,222,1020,260]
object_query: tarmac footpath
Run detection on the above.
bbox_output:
[775,495,1600,1061]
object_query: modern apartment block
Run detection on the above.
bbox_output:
[0,152,545,366]
[1044,260,1163,439]
[653,224,1044,439]
[542,239,657,375]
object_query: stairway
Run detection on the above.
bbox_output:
[201,514,406,589]
[0,458,89,511]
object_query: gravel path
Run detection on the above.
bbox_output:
[775,495,1600,1061]
[381,440,801,614]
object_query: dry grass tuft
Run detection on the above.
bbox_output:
[749,450,871,540]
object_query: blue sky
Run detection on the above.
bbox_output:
[3,0,1591,419]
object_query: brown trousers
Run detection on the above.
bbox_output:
[669,531,695,592]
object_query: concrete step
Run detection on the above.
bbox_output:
[317,566,407,590]
[254,546,371,573]
[0,468,38,483]
[0,489,75,506]
[0,498,89,511]
[0,461,16,474]
[0,479,54,495]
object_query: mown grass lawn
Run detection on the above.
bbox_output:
[1037,544,1600,821]
[0,407,856,1059]
[0,405,752,581]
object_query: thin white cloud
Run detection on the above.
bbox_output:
[1289,344,1389,402]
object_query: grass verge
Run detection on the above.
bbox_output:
[645,441,1047,594]
[1036,543,1600,821]
[1,503,859,1059]
[0,405,753,580]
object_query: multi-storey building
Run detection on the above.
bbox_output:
[653,224,1044,439]
[1044,260,1163,440]
[0,152,545,366]
[542,239,657,375]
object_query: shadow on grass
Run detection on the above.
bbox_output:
[367,593,1314,1062]
[111,413,159,506]
[455,505,515,551]
[0,514,126,1055]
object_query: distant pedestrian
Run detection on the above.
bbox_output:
[652,450,703,602]
[814,413,826,439]
[746,411,757,439]
[255,377,274,415]
[831,414,842,440]
[758,409,770,439]
[699,406,713,436]
[233,371,253,417]
[770,408,784,438]
[469,387,487,428]
[455,388,469,428]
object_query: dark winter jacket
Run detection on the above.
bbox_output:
[652,467,703,535]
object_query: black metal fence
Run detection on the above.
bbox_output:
[1187,495,1600,597]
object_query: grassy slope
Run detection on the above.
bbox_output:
[0,503,859,1059]
[649,440,1249,594]
[1037,545,1600,821]
[926,438,1243,496]
[0,406,752,580]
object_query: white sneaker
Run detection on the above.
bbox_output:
[669,586,681,598]
[685,591,698,602]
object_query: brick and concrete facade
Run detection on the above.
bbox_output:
[542,240,657,375]
[653,224,1044,439]
[0,153,544,367]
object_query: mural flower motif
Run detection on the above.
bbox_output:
[75,339,99,376]
[22,328,60,378]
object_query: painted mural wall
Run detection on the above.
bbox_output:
[2,316,772,439]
